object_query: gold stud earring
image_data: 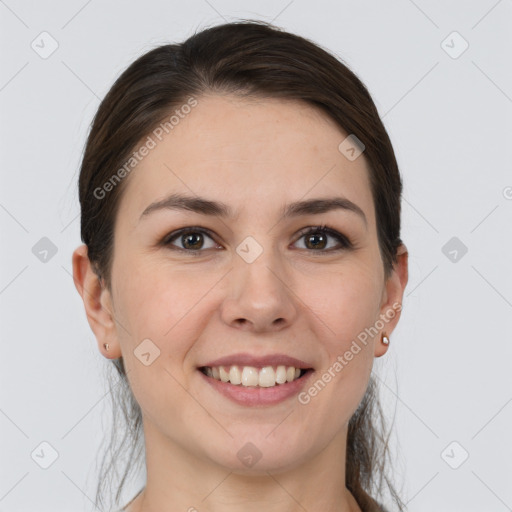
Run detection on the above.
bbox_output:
[382,334,389,345]
[103,343,110,351]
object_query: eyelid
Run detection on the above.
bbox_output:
[294,224,353,250]
[161,226,221,251]
[161,224,353,253]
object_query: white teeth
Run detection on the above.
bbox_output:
[229,366,242,385]
[219,366,229,382]
[275,365,287,384]
[202,364,307,387]
[242,366,259,386]
[258,367,275,387]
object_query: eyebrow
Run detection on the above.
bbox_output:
[140,193,367,226]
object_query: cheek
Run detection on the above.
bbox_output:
[111,262,205,422]
[301,272,380,416]
[299,262,383,403]
[303,263,383,339]
[112,257,218,349]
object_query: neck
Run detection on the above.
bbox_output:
[126,417,362,512]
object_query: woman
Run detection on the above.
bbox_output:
[72,19,408,512]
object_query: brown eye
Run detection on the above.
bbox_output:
[181,232,204,250]
[304,231,328,250]
[163,228,218,252]
[162,224,352,254]
[294,225,352,252]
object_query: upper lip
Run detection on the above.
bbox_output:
[199,353,314,369]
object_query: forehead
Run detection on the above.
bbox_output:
[116,94,374,224]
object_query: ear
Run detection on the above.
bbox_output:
[374,244,408,357]
[72,244,121,359]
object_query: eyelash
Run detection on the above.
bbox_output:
[161,224,353,255]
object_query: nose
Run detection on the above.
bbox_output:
[219,247,299,333]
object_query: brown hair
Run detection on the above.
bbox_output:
[78,19,405,512]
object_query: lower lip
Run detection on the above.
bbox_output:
[197,369,314,406]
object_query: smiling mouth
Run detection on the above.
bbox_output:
[198,365,313,388]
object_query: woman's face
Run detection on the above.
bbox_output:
[77,94,407,473]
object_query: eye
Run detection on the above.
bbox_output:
[162,227,220,253]
[161,224,352,254]
[293,224,353,252]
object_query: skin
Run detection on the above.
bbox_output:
[73,94,408,512]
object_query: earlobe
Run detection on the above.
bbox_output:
[72,244,121,359]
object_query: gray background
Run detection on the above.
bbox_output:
[1,1,511,511]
